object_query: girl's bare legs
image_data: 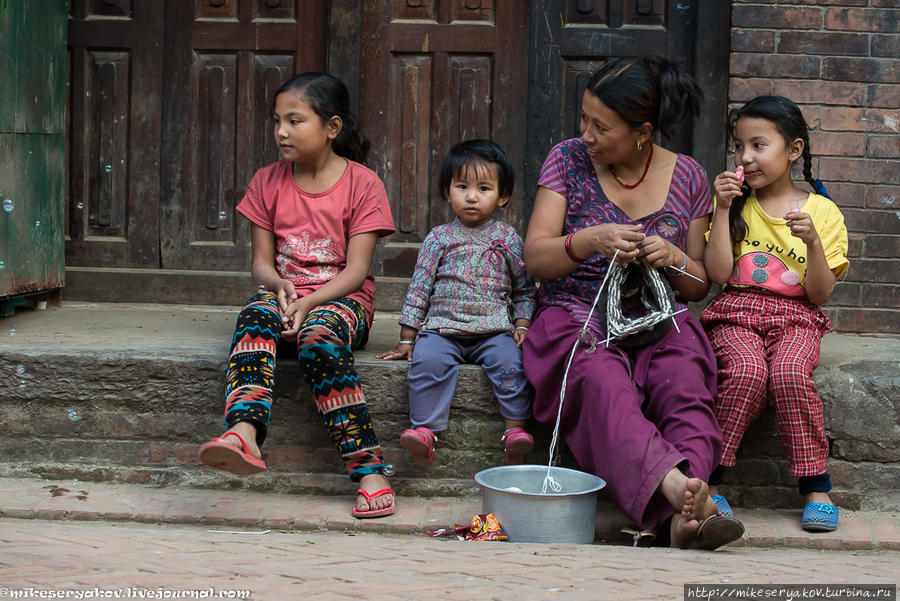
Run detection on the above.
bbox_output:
[504,419,527,430]
[659,468,719,548]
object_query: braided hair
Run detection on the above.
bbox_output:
[271,73,370,164]
[726,95,828,243]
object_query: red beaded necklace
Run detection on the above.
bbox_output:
[609,143,653,189]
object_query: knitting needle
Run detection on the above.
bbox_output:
[667,265,705,283]
[670,307,689,333]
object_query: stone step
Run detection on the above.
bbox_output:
[0,301,898,510]
[2,476,898,550]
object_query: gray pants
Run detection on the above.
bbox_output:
[408,330,533,432]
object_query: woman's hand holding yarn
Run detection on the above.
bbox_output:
[637,235,680,269]
[583,223,645,263]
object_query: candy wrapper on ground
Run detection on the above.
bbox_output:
[426,513,508,541]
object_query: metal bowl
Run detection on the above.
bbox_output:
[474,465,606,544]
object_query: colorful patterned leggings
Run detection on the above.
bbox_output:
[223,291,384,482]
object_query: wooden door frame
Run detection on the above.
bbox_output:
[523,0,732,208]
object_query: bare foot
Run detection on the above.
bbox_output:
[805,491,833,505]
[660,469,718,522]
[357,473,394,512]
[669,513,701,549]
[683,477,717,521]
[219,422,261,459]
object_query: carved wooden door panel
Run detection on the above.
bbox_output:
[159,0,327,272]
[359,0,530,286]
[66,0,164,269]
[524,0,730,200]
[66,0,327,303]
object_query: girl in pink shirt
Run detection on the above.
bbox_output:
[199,73,397,518]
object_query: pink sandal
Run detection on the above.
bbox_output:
[399,427,437,466]
[352,487,395,518]
[198,431,266,476]
[502,427,534,464]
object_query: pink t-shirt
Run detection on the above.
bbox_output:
[237,159,395,321]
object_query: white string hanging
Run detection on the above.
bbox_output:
[542,249,620,494]
[541,250,703,494]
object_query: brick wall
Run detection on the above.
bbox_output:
[728,0,899,334]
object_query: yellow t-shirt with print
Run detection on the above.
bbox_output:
[709,191,849,298]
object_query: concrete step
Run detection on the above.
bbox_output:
[0,301,898,510]
[1,476,898,550]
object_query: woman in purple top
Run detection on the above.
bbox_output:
[523,56,744,549]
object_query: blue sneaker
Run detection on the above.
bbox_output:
[802,502,839,532]
[711,494,733,517]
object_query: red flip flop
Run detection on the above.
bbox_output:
[352,488,395,519]
[198,431,266,476]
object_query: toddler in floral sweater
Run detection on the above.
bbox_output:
[377,139,536,465]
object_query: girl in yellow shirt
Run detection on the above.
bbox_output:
[702,96,848,532]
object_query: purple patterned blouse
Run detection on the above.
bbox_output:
[536,138,713,329]
[399,218,536,335]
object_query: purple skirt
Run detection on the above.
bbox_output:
[522,305,722,530]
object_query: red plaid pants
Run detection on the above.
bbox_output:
[700,288,831,477]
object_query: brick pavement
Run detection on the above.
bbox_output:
[0,477,898,553]
[0,518,896,601]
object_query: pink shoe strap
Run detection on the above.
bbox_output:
[501,427,529,443]
[414,427,437,442]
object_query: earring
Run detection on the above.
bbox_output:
[636,139,643,152]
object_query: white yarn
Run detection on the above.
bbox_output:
[604,263,675,344]
[540,251,698,494]
[542,250,620,494]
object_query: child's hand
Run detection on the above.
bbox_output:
[512,328,528,347]
[512,320,531,347]
[376,342,415,362]
[281,298,310,339]
[713,169,744,208]
[785,211,820,246]
[275,279,298,314]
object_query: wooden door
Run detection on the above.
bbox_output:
[66,0,164,269]
[158,0,327,273]
[356,0,530,298]
[0,0,67,309]
[524,0,730,203]
[65,0,328,303]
